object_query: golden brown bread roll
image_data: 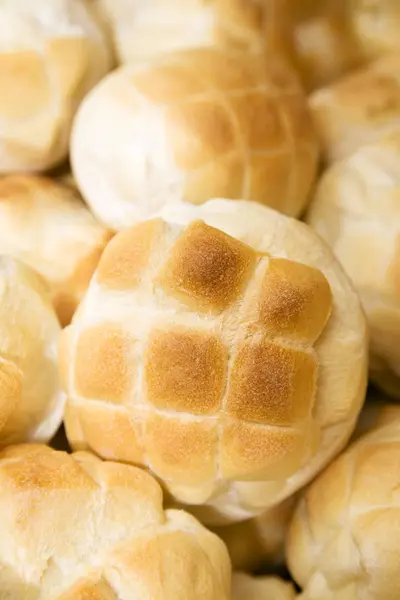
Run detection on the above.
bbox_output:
[0,0,112,174]
[232,573,295,600]
[94,0,295,68]
[348,0,400,61]
[0,258,64,447]
[71,47,319,230]
[287,407,400,600]
[212,497,296,570]
[0,444,230,598]
[309,53,400,163]
[0,175,113,326]
[306,134,400,398]
[60,199,367,523]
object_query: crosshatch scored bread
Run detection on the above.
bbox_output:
[0,257,64,448]
[0,0,112,174]
[71,46,319,230]
[0,444,230,599]
[60,199,367,523]
[0,175,113,326]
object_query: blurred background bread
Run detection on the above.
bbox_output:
[212,497,296,570]
[0,258,64,447]
[310,53,400,163]
[60,199,367,523]
[71,47,318,230]
[0,444,230,598]
[94,0,296,69]
[287,404,400,600]
[232,573,295,600]
[0,175,113,326]
[307,133,400,398]
[0,0,112,174]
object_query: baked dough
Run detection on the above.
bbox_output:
[0,258,64,447]
[306,134,400,398]
[60,199,367,523]
[71,47,319,230]
[0,444,230,599]
[212,497,295,570]
[348,0,400,61]
[93,0,295,68]
[0,0,112,173]
[309,53,400,163]
[0,175,113,326]
[287,406,400,600]
[232,573,295,600]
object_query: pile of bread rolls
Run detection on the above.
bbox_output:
[2,1,400,598]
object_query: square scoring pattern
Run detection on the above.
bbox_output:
[77,221,332,484]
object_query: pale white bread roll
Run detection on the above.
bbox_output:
[0,258,64,447]
[59,199,367,523]
[310,53,400,164]
[287,408,400,600]
[307,133,400,398]
[71,47,319,230]
[212,497,296,570]
[232,573,295,600]
[93,0,295,69]
[0,444,230,599]
[348,0,400,61]
[0,0,112,174]
[0,175,113,326]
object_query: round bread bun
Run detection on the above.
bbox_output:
[60,199,367,523]
[348,0,400,61]
[232,573,295,600]
[306,134,400,398]
[309,53,400,164]
[293,10,362,92]
[287,407,400,600]
[0,0,112,174]
[0,175,113,326]
[0,444,230,599]
[212,497,296,570]
[0,258,64,447]
[71,47,319,230]
[93,0,295,68]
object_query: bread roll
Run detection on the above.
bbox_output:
[94,0,295,68]
[232,573,295,600]
[287,408,400,600]
[0,0,112,174]
[212,497,295,570]
[310,53,400,163]
[0,444,230,599]
[0,175,113,326]
[0,258,64,447]
[71,47,319,230]
[60,199,367,523]
[307,134,400,398]
[348,0,400,60]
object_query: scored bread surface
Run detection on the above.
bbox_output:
[71,47,318,230]
[0,444,230,599]
[61,200,367,522]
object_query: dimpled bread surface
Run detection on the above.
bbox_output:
[94,0,295,68]
[0,257,64,448]
[0,0,112,173]
[310,52,400,164]
[60,200,367,523]
[0,444,230,599]
[0,175,113,326]
[306,133,400,399]
[232,573,295,600]
[71,47,318,230]
[287,411,400,600]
